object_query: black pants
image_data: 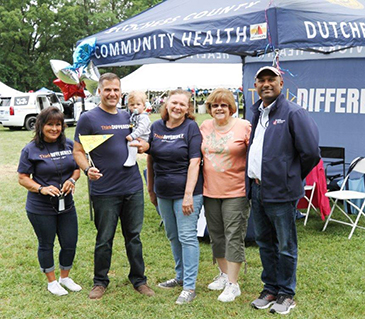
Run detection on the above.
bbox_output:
[27,208,78,273]
[91,190,147,288]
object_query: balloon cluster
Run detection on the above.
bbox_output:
[50,38,100,100]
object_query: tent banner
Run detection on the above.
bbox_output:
[243,56,365,163]
[78,0,365,67]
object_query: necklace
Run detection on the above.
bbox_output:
[215,120,229,127]
[214,118,234,131]
[44,142,63,189]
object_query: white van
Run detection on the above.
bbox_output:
[73,95,101,120]
[0,92,75,130]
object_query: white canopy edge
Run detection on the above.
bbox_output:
[120,63,242,93]
[0,81,23,96]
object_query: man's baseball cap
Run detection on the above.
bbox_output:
[255,66,282,79]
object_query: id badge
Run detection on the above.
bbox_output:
[58,195,65,212]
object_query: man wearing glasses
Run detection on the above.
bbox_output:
[246,66,320,315]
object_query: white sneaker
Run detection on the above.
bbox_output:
[207,272,228,290]
[48,280,68,296]
[59,277,82,292]
[217,282,241,302]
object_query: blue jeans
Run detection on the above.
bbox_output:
[91,190,147,288]
[27,208,78,273]
[157,195,203,290]
[251,183,297,296]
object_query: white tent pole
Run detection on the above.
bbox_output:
[194,89,196,114]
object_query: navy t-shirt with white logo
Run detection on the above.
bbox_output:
[17,138,78,215]
[74,107,143,196]
[149,118,203,199]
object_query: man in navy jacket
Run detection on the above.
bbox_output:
[247,66,320,315]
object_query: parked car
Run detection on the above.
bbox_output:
[55,93,77,126]
[74,95,100,120]
[0,92,74,131]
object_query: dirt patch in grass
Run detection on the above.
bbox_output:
[0,164,18,179]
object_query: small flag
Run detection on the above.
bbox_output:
[79,134,114,153]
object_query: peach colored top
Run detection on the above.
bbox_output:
[200,118,251,198]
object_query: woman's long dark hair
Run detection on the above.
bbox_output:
[32,107,66,149]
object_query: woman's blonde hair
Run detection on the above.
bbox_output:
[160,89,195,121]
[205,88,237,116]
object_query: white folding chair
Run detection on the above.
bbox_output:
[322,157,365,239]
[303,183,319,226]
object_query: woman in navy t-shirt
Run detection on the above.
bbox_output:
[147,89,203,305]
[18,107,81,296]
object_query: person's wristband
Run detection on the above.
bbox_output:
[69,178,76,185]
[84,166,91,176]
[38,186,43,194]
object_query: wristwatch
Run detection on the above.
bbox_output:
[69,178,76,185]
[38,186,43,194]
[84,166,91,176]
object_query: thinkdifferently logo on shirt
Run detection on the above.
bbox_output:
[39,150,72,159]
[154,133,185,142]
[101,124,130,130]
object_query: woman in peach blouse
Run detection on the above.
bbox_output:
[200,88,251,303]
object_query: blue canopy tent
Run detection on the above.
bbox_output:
[77,0,365,164]
[78,0,365,66]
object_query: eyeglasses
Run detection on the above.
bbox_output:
[211,103,229,109]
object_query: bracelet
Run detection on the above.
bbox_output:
[38,186,43,194]
[84,166,91,176]
[69,178,76,185]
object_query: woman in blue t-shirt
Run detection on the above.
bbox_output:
[18,107,81,296]
[147,89,203,305]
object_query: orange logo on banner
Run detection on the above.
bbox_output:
[326,0,364,9]
[250,23,267,40]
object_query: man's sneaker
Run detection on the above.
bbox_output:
[217,282,241,302]
[89,285,106,300]
[175,289,196,305]
[135,284,155,296]
[269,294,296,315]
[207,272,228,290]
[158,278,183,289]
[251,290,277,309]
[59,277,82,292]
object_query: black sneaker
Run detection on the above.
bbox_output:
[158,278,183,289]
[251,290,277,309]
[269,294,296,315]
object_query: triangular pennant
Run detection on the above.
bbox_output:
[79,134,114,153]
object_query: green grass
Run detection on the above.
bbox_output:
[1,116,365,319]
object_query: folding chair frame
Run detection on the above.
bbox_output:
[322,197,365,239]
[322,157,365,239]
[303,183,320,226]
[320,146,346,185]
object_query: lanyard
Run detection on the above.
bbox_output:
[44,143,63,189]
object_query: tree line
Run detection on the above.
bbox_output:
[0,0,161,93]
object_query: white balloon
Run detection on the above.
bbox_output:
[50,59,79,85]
[80,61,100,95]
